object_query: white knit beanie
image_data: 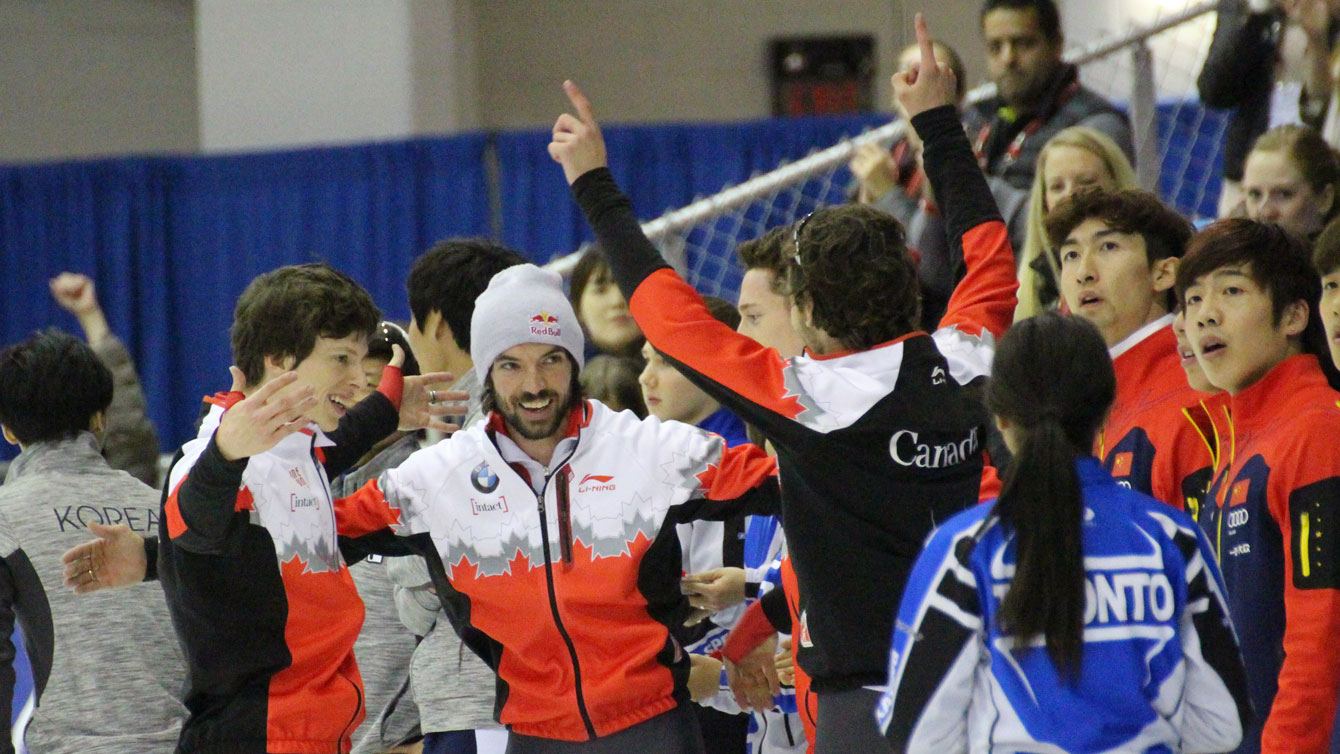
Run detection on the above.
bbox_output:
[471,264,586,382]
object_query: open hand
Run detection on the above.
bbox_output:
[688,654,724,702]
[725,634,780,712]
[214,368,317,460]
[892,14,959,121]
[60,523,147,594]
[775,636,795,686]
[549,80,608,185]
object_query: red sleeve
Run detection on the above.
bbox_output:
[1150,409,1216,511]
[695,441,779,502]
[936,220,1018,341]
[722,598,778,665]
[334,478,404,538]
[377,364,403,411]
[630,270,804,420]
[1262,423,1340,754]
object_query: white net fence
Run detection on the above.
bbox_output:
[551,0,1226,303]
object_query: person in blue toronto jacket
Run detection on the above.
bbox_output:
[877,311,1252,753]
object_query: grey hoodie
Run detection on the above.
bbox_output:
[1,433,186,753]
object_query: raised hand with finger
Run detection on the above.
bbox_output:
[892,13,959,122]
[214,368,317,461]
[549,80,609,186]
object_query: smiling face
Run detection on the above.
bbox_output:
[983,7,1062,110]
[1058,217,1177,346]
[489,343,575,441]
[638,342,718,424]
[1243,149,1334,239]
[577,265,642,355]
[1043,145,1115,213]
[272,334,368,432]
[737,268,806,359]
[1320,267,1340,371]
[1183,264,1306,395]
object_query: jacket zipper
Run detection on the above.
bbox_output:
[536,457,598,739]
[312,436,363,751]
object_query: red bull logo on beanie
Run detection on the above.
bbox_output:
[530,312,562,337]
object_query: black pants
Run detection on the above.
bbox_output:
[814,688,887,754]
[505,704,706,754]
[694,705,749,754]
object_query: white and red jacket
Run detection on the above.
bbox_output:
[337,399,780,742]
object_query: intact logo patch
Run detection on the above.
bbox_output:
[1290,477,1340,590]
[471,495,510,515]
[529,312,562,337]
[471,461,500,494]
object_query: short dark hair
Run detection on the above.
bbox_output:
[366,321,420,377]
[0,329,113,445]
[481,349,585,416]
[736,226,791,295]
[1315,217,1340,276]
[981,0,1062,43]
[231,263,381,386]
[407,239,527,352]
[1176,219,1319,327]
[1045,189,1193,265]
[786,205,920,351]
[579,355,646,418]
[703,295,742,330]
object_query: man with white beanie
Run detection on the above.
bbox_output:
[328,263,783,753]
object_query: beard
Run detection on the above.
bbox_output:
[499,387,577,441]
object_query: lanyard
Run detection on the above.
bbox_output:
[973,80,1082,170]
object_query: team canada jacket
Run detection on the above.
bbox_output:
[335,399,780,742]
[877,458,1250,753]
[569,103,1016,691]
[1099,315,1212,510]
[159,391,399,754]
[1194,354,1340,754]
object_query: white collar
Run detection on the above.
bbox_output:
[1108,313,1174,360]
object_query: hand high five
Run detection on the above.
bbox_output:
[549,80,608,185]
[892,13,959,122]
[214,369,317,461]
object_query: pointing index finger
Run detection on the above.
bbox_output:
[915,12,937,72]
[563,80,596,125]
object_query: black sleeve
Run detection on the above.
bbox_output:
[1196,0,1277,108]
[142,535,159,582]
[0,546,54,751]
[912,105,1002,246]
[321,391,400,478]
[571,168,673,300]
[760,583,792,634]
[169,436,249,554]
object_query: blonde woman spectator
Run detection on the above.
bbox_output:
[1014,127,1138,320]
[1241,123,1340,239]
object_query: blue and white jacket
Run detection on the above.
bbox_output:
[877,457,1251,753]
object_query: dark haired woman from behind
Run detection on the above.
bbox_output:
[876,313,1251,753]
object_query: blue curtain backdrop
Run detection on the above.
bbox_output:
[0,136,491,456]
[0,106,1224,458]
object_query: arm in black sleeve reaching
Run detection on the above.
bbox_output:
[571,168,672,301]
[320,391,400,479]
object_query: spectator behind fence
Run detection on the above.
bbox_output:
[1315,216,1340,370]
[851,37,1028,327]
[1177,219,1340,753]
[876,312,1249,753]
[580,354,647,417]
[1239,123,1340,240]
[1198,0,1340,214]
[966,0,1134,191]
[1014,127,1139,319]
[0,330,186,753]
[48,273,161,487]
[569,248,645,360]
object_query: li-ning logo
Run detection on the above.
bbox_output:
[471,495,510,515]
[931,366,946,386]
[529,312,562,337]
[471,462,500,494]
[577,473,615,492]
[288,467,309,487]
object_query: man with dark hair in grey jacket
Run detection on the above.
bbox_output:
[0,330,186,753]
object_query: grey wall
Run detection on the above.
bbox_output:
[0,0,198,163]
